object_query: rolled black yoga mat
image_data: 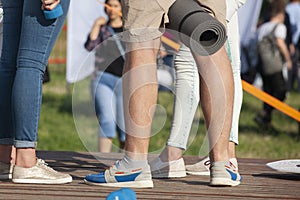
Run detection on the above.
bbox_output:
[166,0,227,56]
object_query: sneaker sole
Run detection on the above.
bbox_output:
[186,171,210,176]
[152,170,187,179]
[210,178,240,187]
[12,177,72,184]
[84,179,154,188]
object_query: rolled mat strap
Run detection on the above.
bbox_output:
[167,0,227,56]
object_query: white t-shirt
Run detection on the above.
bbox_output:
[257,22,286,42]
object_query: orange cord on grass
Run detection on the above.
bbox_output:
[242,80,300,122]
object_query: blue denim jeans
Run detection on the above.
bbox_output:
[91,72,126,142]
[0,0,70,148]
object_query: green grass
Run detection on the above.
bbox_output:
[38,64,300,159]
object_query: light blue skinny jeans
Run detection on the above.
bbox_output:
[167,12,243,149]
[0,0,70,148]
[91,71,126,142]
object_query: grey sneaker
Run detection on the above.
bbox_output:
[84,161,153,188]
[185,157,210,176]
[150,157,186,178]
[12,159,72,184]
[0,162,13,180]
[210,161,241,186]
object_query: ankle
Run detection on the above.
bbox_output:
[159,146,183,162]
[117,155,148,170]
[228,142,236,158]
[209,152,229,163]
[15,148,37,168]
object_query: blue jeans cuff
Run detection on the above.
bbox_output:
[14,140,37,148]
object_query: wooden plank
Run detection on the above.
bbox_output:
[0,151,299,200]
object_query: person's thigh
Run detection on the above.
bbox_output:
[0,0,23,143]
[1,0,23,68]
[17,0,70,71]
[262,74,272,95]
[93,73,116,119]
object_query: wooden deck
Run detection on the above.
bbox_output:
[0,151,299,200]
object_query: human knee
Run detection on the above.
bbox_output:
[17,59,46,73]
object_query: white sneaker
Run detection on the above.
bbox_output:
[150,157,186,178]
[0,162,13,180]
[12,158,72,184]
[210,161,241,186]
[185,157,210,176]
[229,158,239,171]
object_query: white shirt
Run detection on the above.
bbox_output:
[257,22,286,42]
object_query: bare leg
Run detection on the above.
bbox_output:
[228,141,236,159]
[98,138,113,153]
[123,39,160,160]
[193,46,234,162]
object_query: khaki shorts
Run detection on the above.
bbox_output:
[122,0,227,42]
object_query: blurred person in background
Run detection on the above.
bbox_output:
[84,0,126,153]
[254,0,292,127]
[285,0,300,92]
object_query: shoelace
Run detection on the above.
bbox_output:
[36,158,58,173]
[204,160,211,167]
[37,158,47,166]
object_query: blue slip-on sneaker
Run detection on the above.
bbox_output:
[84,163,153,188]
[209,161,242,186]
